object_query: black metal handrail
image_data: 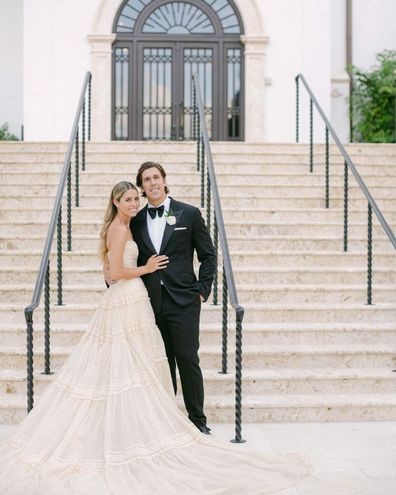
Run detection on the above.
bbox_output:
[24,71,92,412]
[295,73,396,304]
[192,73,245,443]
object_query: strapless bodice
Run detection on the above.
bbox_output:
[108,239,138,269]
[122,239,138,268]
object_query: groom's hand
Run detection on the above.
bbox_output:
[200,295,205,302]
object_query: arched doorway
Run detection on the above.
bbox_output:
[112,0,244,141]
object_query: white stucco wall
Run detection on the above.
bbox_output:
[330,0,349,143]
[0,0,23,139]
[353,0,396,70]
[23,0,100,141]
[255,0,331,143]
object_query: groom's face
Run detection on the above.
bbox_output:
[140,166,167,206]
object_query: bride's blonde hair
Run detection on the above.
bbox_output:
[98,181,137,263]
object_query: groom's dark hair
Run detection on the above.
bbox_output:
[136,161,170,197]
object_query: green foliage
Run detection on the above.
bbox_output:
[0,123,19,141]
[351,50,396,143]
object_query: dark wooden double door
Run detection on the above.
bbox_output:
[113,40,242,141]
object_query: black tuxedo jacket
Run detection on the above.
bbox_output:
[131,198,216,313]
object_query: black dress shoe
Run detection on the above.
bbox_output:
[197,425,211,435]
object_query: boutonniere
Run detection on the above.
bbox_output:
[165,208,176,226]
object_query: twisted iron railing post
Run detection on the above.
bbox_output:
[367,203,373,305]
[82,100,86,171]
[343,160,349,252]
[67,163,72,251]
[196,119,201,172]
[231,307,245,444]
[75,128,80,207]
[43,261,51,375]
[25,309,34,412]
[220,264,228,374]
[193,85,197,141]
[88,76,91,141]
[212,215,218,305]
[309,98,313,173]
[206,170,211,230]
[325,126,330,208]
[201,137,205,207]
[57,206,63,305]
[295,76,300,143]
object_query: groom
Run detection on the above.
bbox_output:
[131,161,216,434]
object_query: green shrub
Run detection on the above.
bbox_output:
[351,49,396,143]
[0,123,19,141]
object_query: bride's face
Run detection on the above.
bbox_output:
[115,189,140,218]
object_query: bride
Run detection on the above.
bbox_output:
[0,181,311,494]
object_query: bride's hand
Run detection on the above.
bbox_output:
[145,254,169,273]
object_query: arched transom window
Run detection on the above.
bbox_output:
[116,0,241,34]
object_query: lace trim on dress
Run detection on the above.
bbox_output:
[98,292,149,309]
[9,429,201,471]
[53,370,164,400]
[83,320,162,342]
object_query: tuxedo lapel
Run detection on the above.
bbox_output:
[159,199,184,254]
[136,205,156,254]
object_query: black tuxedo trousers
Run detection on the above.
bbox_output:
[131,198,216,428]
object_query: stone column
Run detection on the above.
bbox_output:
[240,35,269,143]
[87,34,116,141]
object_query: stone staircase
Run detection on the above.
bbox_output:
[0,141,395,424]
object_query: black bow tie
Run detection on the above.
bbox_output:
[147,205,165,219]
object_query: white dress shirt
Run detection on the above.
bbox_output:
[146,196,171,254]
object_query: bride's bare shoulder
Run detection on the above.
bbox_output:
[106,221,129,249]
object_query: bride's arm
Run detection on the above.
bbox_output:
[107,227,168,280]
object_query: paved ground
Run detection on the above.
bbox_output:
[1,421,395,494]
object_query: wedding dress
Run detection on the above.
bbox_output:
[0,240,311,494]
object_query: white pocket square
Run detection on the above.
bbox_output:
[174,227,187,231]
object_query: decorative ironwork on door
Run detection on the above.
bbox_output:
[183,48,213,140]
[143,48,172,140]
[112,0,244,141]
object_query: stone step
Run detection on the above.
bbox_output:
[3,161,396,179]
[1,149,396,166]
[0,322,394,347]
[1,367,394,398]
[2,233,394,251]
[206,392,396,423]
[1,249,395,269]
[2,283,396,305]
[0,343,394,371]
[3,171,396,189]
[0,141,394,153]
[0,140,394,152]
[1,181,395,198]
[0,149,396,167]
[2,302,396,325]
[2,391,396,424]
[2,265,396,286]
[1,219,394,238]
[1,193,394,211]
[2,206,396,225]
